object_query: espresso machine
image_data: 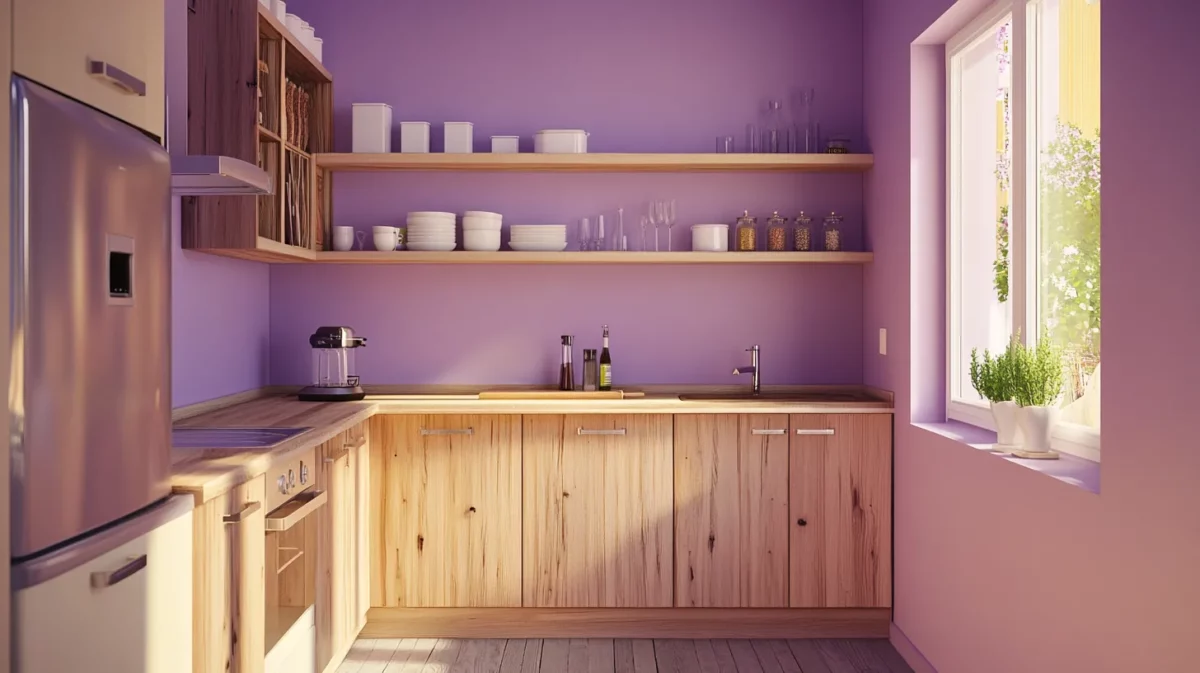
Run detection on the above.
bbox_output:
[298,326,368,401]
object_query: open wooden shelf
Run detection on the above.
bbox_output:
[313,251,874,265]
[259,125,282,143]
[314,152,874,173]
[257,3,332,83]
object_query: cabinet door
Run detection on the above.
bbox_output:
[674,414,789,607]
[315,434,355,670]
[370,415,522,607]
[789,414,892,608]
[524,414,674,608]
[14,0,165,138]
[194,476,266,673]
[353,423,371,630]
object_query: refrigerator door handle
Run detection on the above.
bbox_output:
[87,60,147,97]
[89,554,147,589]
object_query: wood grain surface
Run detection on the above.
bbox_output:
[673,415,789,608]
[523,415,674,608]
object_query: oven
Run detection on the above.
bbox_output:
[263,446,325,673]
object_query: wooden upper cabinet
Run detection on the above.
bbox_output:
[369,415,522,608]
[789,413,892,608]
[14,0,165,139]
[523,414,674,608]
[192,476,266,673]
[674,414,789,608]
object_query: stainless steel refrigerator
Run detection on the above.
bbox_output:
[10,76,193,671]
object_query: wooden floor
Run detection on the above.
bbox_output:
[337,638,915,673]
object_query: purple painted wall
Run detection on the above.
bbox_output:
[167,0,271,407]
[864,0,1200,671]
[272,0,867,386]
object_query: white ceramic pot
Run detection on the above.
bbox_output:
[1016,405,1060,454]
[534,130,588,153]
[691,224,729,252]
[332,226,354,251]
[989,400,1023,449]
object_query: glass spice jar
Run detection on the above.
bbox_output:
[736,210,758,251]
[766,211,788,251]
[822,212,844,251]
[793,211,813,251]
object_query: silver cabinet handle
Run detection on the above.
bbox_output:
[87,60,147,97]
[751,429,787,435]
[420,428,473,436]
[90,554,147,589]
[578,428,626,436]
[223,501,261,524]
[796,428,836,436]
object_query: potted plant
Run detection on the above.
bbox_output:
[1012,335,1065,454]
[970,341,1022,449]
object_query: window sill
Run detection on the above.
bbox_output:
[912,420,1100,494]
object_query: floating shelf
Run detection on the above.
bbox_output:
[313,251,873,265]
[257,3,332,83]
[314,152,874,173]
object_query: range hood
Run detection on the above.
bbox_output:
[170,155,274,195]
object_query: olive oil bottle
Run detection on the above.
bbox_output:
[599,325,613,391]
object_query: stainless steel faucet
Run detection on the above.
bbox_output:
[733,345,761,395]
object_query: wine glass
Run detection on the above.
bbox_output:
[664,200,677,251]
[646,202,661,251]
[640,215,651,251]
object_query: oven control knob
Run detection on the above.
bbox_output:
[300,462,309,485]
[288,469,296,487]
[277,476,287,494]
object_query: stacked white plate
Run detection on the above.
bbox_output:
[463,211,503,251]
[509,224,568,252]
[407,211,456,251]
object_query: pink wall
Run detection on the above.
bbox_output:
[863,0,1200,671]
[167,0,271,407]
[271,0,867,386]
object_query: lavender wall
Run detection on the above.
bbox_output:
[864,0,1200,671]
[272,0,866,386]
[168,0,271,407]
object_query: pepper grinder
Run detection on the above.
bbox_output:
[559,335,575,391]
[583,349,599,391]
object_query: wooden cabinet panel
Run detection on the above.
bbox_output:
[353,423,371,631]
[789,414,891,608]
[523,414,674,608]
[674,414,789,607]
[315,432,357,670]
[370,415,522,607]
[14,0,165,138]
[193,476,265,673]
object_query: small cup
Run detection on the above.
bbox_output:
[332,225,354,251]
[716,136,735,153]
[373,228,399,251]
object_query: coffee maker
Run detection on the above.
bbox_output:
[298,326,367,402]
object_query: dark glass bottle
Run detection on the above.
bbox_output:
[559,335,575,391]
[599,325,612,391]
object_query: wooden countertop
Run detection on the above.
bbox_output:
[171,386,892,505]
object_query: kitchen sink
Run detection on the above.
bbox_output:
[679,392,864,402]
[172,427,312,450]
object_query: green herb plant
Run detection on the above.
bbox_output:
[1011,333,1065,407]
[969,341,1018,403]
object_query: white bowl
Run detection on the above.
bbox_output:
[407,224,456,234]
[510,224,567,232]
[464,230,502,251]
[407,211,455,219]
[407,241,457,251]
[463,217,503,231]
[407,218,455,228]
[463,211,502,220]
[534,130,588,154]
[510,241,569,252]
[511,235,568,242]
[691,224,730,252]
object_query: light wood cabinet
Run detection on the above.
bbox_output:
[789,413,892,608]
[369,415,522,608]
[192,476,266,673]
[674,414,789,607]
[14,0,164,138]
[523,414,674,608]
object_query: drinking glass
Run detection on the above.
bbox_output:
[716,136,735,153]
[640,215,651,251]
[578,217,592,251]
[745,124,761,154]
[664,200,677,251]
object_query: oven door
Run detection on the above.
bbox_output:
[264,486,327,670]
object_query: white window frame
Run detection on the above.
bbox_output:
[945,0,1101,462]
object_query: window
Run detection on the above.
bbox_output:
[947,0,1100,459]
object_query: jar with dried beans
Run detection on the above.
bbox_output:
[793,212,813,251]
[736,210,758,251]
[822,212,844,251]
[766,211,788,251]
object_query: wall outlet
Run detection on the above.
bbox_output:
[879,328,887,355]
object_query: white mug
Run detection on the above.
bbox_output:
[373,230,399,251]
[332,226,354,251]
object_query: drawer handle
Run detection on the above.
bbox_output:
[420,428,473,436]
[223,501,261,524]
[751,429,787,435]
[324,448,350,463]
[796,428,835,436]
[87,60,147,97]
[90,554,147,589]
[578,428,626,436]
